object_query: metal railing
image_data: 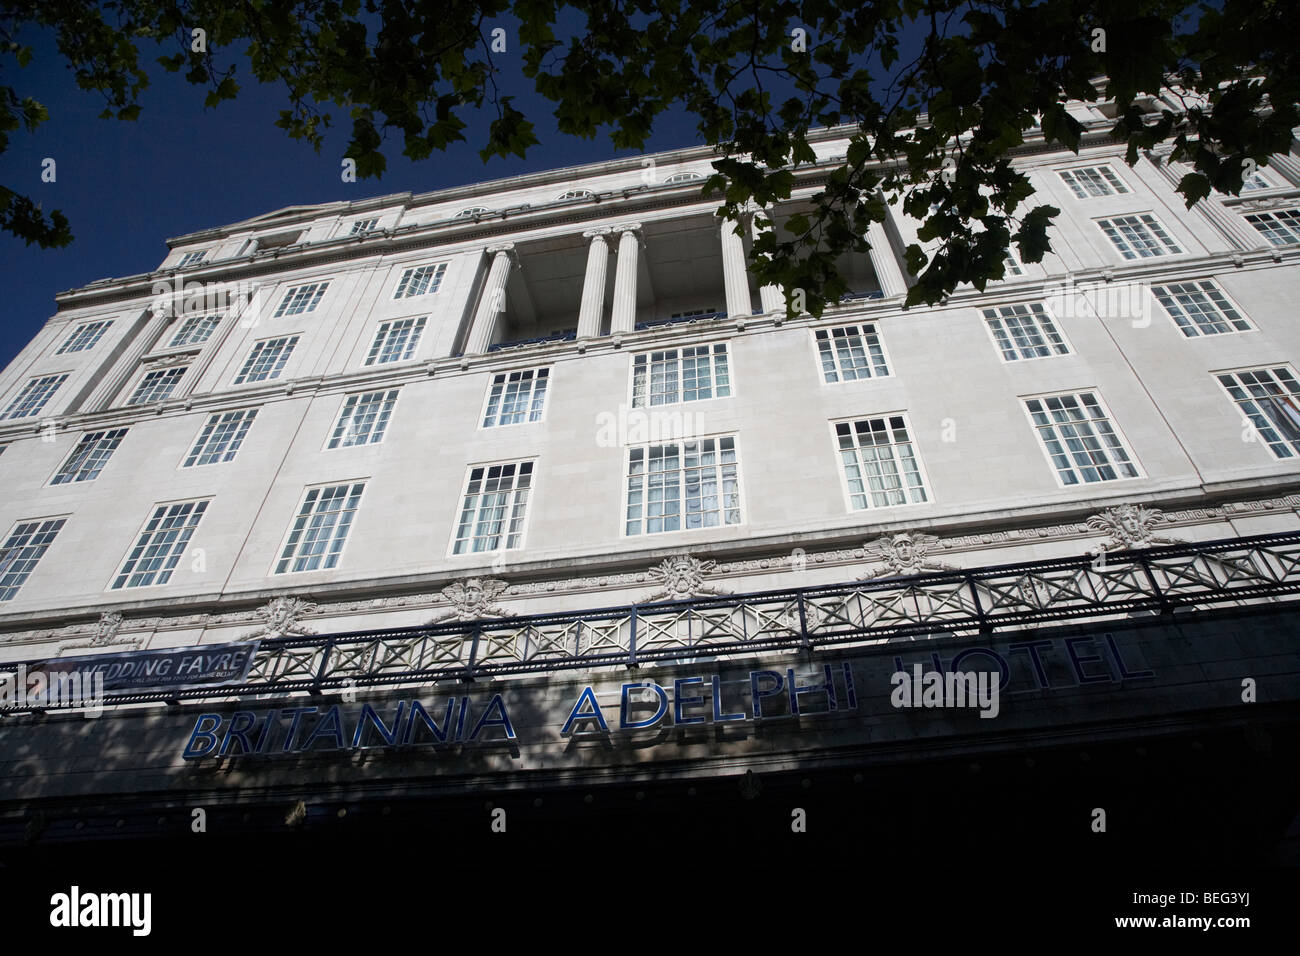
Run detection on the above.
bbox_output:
[6,531,1300,711]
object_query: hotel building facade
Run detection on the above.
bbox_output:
[3,93,1300,864]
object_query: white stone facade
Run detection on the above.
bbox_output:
[2,100,1300,659]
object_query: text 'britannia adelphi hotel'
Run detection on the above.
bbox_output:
[3,89,1300,857]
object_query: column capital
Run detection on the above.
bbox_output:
[485,242,516,256]
[612,222,642,235]
[582,227,613,241]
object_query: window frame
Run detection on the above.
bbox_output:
[0,515,68,601]
[1243,208,1300,247]
[1213,364,1300,460]
[168,313,223,348]
[1,373,69,420]
[812,323,894,384]
[628,341,735,408]
[325,388,400,450]
[1057,164,1131,199]
[182,408,259,468]
[1151,279,1252,338]
[233,335,300,385]
[981,302,1073,362]
[1020,388,1144,488]
[363,316,427,366]
[272,281,330,318]
[621,433,746,538]
[392,262,448,299]
[55,320,112,355]
[109,498,210,590]
[1095,213,1184,260]
[273,480,367,575]
[49,427,128,485]
[829,413,934,513]
[177,250,208,268]
[448,458,538,556]
[478,366,552,429]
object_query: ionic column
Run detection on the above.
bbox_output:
[867,218,908,298]
[465,244,515,354]
[578,229,611,338]
[750,209,784,314]
[719,212,753,317]
[610,224,642,334]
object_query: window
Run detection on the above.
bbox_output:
[815,325,891,382]
[1244,209,1300,247]
[1003,254,1024,277]
[272,282,329,317]
[625,436,741,535]
[234,336,299,384]
[1240,171,1273,192]
[328,389,398,448]
[452,461,534,553]
[1024,391,1140,485]
[1152,281,1251,337]
[1216,367,1300,459]
[364,317,425,365]
[178,250,207,268]
[671,307,718,319]
[127,366,187,405]
[1097,214,1182,259]
[835,417,929,509]
[0,518,66,601]
[275,482,365,573]
[51,428,127,484]
[1059,165,1129,199]
[456,206,490,218]
[632,344,731,406]
[556,189,592,201]
[2,374,68,420]
[983,303,1071,361]
[664,171,704,184]
[349,218,379,235]
[393,263,446,298]
[482,368,549,427]
[184,409,258,467]
[56,321,111,354]
[169,313,222,348]
[111,500,208,589]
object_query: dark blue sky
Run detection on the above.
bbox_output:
[0,24,707,370]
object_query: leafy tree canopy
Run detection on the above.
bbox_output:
[1,0,1298,312]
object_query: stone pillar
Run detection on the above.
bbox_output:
[719,212,753,318]
[1269,151,1300,185]
[750,209,784,314]
[867,218,908,298]
[465,244,515,354]
[577,229,611,338]
[610,224,641,334]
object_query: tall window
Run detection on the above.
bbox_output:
[272,282,329,318]
[1240,171,1274,192]
[632,344,731,406]
[328,389,399,448]
[1151,281,1250,337]
[51,428,127,484]
[625,436,741,535]
[364,317,426,365]
[834,417,929,509]
[111,500,208,589]
[169,313,222,348]
[184,409,258,467]
[127,366,187,405]
[1217,367,1300,459]
[234,336,299,384]
[1059,165,1129,199]
[0,518,66,601]
[815,325,891,382]
[393,263,446,298]
[1244,209,1300,247]
[1024,391,1140,485]
[1,374,68,420]
[56,321,111,354]
[1096,214,1182,259]
[349,218,379,234]
[178,250,207,267]
[482,368,549,427]
[983,303,1070,361]
[276,482,365,573]
[452,461,534,553]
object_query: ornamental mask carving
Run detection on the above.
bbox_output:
[645,555,728,602]
[860,532,955,579]
[59,611,140,653]
[427,577,513,624]
[249,596,318,638]
[1086,505,1180,552]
